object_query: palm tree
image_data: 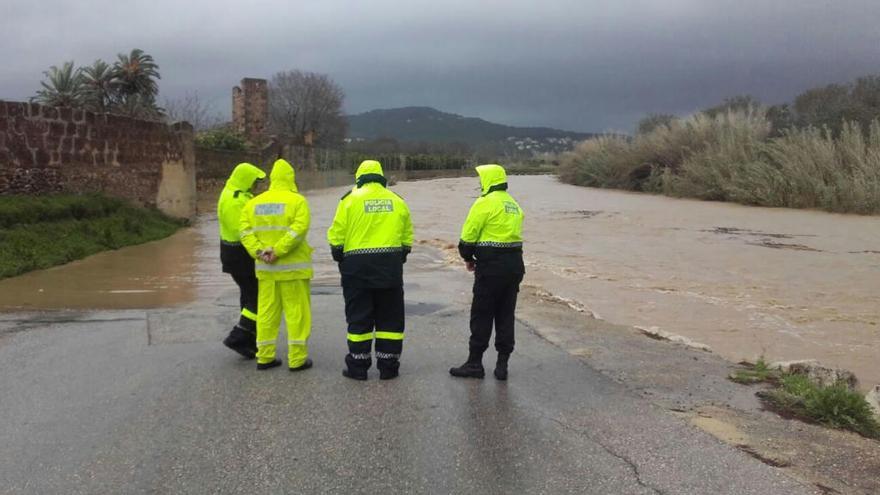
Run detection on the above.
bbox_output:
[113,48,160,99]
[81,60,116,113]
[111,49,162,119]
[113,93,164,120]
[33,61,84,107]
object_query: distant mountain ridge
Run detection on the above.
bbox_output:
[346,106,594,154]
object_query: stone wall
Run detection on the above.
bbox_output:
[0,100,196,219]
[232,78,268,144]
[195,146,267,181]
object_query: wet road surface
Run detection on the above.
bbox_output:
[0,255,811,494]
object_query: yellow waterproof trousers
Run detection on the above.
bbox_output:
[256,279,311,367]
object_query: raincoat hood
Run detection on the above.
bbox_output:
[355,160,387,188]
[269,159,298,192]
[226,162,266,192]
[476,164,507,195]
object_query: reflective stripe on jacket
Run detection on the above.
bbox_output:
[459,164,525,276]
[240,159,313,281]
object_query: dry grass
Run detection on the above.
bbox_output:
[560,110,880,214]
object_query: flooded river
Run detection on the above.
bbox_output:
[398,176,880,386]
[1,174,878,385]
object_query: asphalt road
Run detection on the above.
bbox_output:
[0,249,812,494]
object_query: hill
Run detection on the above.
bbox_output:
[346,106,594,155]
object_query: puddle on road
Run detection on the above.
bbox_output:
[0,218,223,311]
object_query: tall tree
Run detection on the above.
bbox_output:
[164,91,223,130]
[268,69,347,147]
[111,48,162,119]
[33,62,84,107]
[113,48,160,99]
[81,60,116,113]
[33,49,163,120]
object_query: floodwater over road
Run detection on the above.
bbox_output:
[0,168,468,311]
[0,219,217,310]
[1,174,878,385]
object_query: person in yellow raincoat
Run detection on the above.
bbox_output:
[327,160,413,380]
[449,164,524,381]
[240,159,314,371]
[217,162,266,358]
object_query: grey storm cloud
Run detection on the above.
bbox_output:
[2,0,879,132]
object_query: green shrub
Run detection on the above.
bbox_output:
[804,385,880,437]
[780,374,814,397]
[0,194,124,228]
[761,374,880,439]
[729,357,777,384]
[195,128,249,151]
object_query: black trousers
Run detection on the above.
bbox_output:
[230,270,258,332]
[469,272,523,356]
[343,286,405,373]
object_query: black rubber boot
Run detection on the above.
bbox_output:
[289,358,313,372]
[343,354,370,381]
[342,369,368,381]
[223,326,257,359]
[449,352,485,379]
[494,353,510,381]
[379,368,399,380]
[256,359,282,370]
[378,359,400,380]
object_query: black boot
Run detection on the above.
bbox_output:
[223,325,257,359]
[343,354,370,381]
[342,369,368,381]
[379,360,400,380]
[494,353,510,381]
[256,359,282,370]
[449,352,485,379]
[289,358,313,372]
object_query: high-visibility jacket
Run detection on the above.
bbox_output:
[327,160,414,288]
[240,159,313,281]
[458,164,525,276]
[217,162,266,274]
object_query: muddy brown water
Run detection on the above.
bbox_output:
[2,173,878,386]
[0,169,470,312]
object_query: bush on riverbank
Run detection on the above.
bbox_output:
[728,359,880,439]
[559,110,880,214]
[760,375,880,439]
[0,194,185,279]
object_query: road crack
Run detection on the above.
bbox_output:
[547,416,666,495]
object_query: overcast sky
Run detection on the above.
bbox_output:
[2,0,879,132]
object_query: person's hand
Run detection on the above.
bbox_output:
[260,248,277,264]
[466,261,475,272]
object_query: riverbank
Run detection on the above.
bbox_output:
[0,194,185,279]
[559,111,880,215]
